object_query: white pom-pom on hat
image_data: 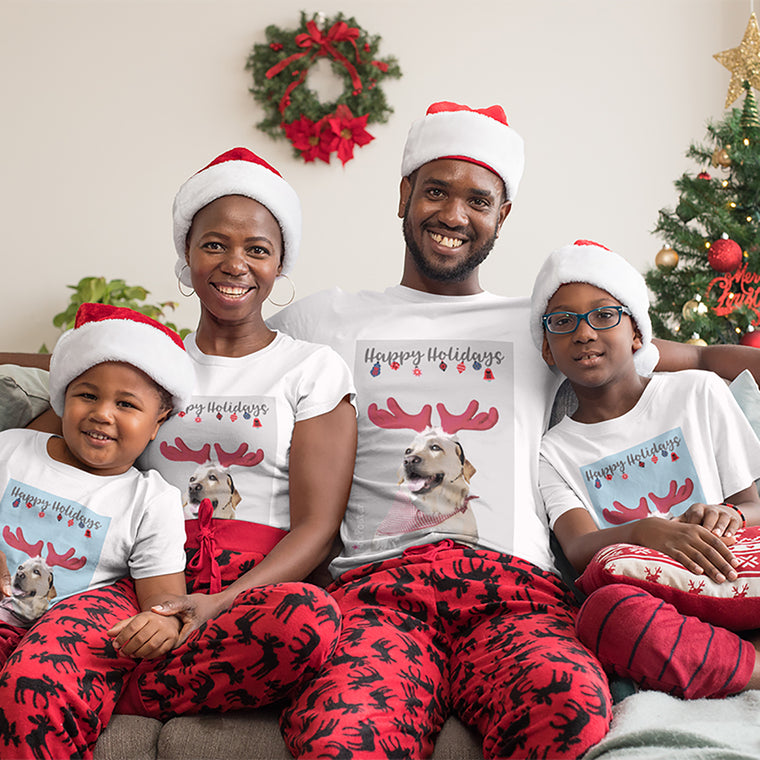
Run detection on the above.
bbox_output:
[401,101,525,201]
[49,303,195,416]
[530,239,659,375]
[173,147,302,287]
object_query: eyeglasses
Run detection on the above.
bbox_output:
[542,305,632,335]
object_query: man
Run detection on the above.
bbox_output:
[269,101,611,759]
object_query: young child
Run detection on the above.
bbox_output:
[0,302,193,664]
[530,239,760,699]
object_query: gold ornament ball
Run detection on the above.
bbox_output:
[711,147,732,167]
[682,300,700,320]
[685,337,708,346]
[655,247,679,270]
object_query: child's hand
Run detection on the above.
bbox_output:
[674,502,744,539]
[0,551,10,597]
[107,610,181,660]
[632,516,739,583]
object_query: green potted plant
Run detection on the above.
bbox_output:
[41,277,190,352]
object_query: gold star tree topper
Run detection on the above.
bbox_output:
[714,13,760,107]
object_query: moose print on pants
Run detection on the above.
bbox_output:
[281,542,611,760]
[0,548,341,760]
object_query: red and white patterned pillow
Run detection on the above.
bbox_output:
[575,525,760,631]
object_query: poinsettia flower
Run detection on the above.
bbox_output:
[325,104,374,166]
[282,116,332,163]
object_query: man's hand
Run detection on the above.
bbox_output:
[107,611,182,659]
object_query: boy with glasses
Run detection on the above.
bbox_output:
[532,239,760,699]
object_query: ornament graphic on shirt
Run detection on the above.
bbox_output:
[368,397,498,545]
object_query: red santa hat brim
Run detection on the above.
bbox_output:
[529,240,659,376]
[401,102,525,201]
[173,148,302,287]
[49,304,195,416]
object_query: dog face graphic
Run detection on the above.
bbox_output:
[0,556,57,624]
[399,427,476,515]
[183,462,241,519]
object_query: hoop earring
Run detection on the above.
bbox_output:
[267,273,295,307]
[177,265,195,298]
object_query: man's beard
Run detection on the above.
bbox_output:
[402,206,498,283]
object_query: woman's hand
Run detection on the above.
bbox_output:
[151,593,231,646]
[107,611,181,660]
[631,516,739,583]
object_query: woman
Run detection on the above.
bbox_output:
[0,147,357,759]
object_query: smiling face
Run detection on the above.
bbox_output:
[398,159,511,293]
[185,195,283,330]
[541,282,642,390]
[52,362,169,477]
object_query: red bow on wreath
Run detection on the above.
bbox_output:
[266,20,363,113]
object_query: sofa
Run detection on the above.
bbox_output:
[4,365,760,759]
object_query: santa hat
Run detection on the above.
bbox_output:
[401,101,525,201]
[173,147,302,287]
[49,303,195,416]
[529,240,659,375]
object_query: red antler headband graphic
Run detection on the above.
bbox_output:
[367,398,499,433]
[3,526,87,570]
[160,439,264,468]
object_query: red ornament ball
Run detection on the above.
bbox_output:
[708,238,742,272]
[697,171,712,180]
[740,330,760,348]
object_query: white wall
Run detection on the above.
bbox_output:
[0,0,750,349]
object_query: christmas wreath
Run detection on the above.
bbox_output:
[246,12,402,165]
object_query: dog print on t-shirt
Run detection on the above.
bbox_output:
[349,339,513,555]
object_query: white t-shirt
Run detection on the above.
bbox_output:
[539,370,760,529]
[269,285,563,576]
[139,331,355,530]
[0,428,185,612]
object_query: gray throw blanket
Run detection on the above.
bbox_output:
[586,690,760,760]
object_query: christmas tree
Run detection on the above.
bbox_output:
[646,14,760,348]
